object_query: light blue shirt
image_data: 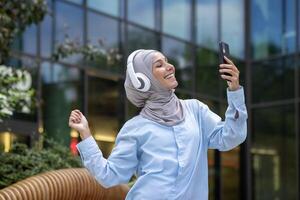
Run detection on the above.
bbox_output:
[77,87,247,200]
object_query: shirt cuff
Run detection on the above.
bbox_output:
[76,136,101,160]
[227,86,245,108]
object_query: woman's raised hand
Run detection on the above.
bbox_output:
[219,56,240,91]
[68,109,91,140]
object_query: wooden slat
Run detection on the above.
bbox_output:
[0,168,129,200]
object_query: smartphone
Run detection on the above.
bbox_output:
[218,41,232,77]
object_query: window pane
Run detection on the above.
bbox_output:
[65,0,83,4]
[87,12,120,73]
[221,0,244,59]
[56,2,83,44]
[252,106,297,199]
[22,24,37,55]
[87,0,119,17]
[252,57,295,103]
[251,0,281,58]
[127,25,158,52]
[197,0,218,50]
[196,48,219,97]
[162,37,193,91]
[41,14,53,58]
[42,0,53,58]
[88,77,119,158]
[285,0,296,53]
[163,0,191,40]
[42,62,82,147]
[88,12,118,49]
[196,66,219,97]
[221,147,240,200]
[56,1,84,64]
[128,0,155,29]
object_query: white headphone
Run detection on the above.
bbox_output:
[127,50,151,92]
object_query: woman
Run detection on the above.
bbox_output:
[68,49,247,199]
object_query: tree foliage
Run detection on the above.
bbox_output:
[0,0,47,63]
[0,65,34,121]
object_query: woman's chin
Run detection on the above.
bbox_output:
[169,81,178,90]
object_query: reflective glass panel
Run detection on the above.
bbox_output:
[88,12,118,49]
[87,11,120,72]
[285,0,296,53]
[196,65,219,98]
[221,147,240,200]
[252,105,296,199]
[41,14,53,58]
[127,25,158,53]
[65,0,83,4]
[251,0,281,58]
[87,0,119,17]
[41,0,53,58]
[22,24,37,55]
[197,0,218,50]
[221,0,244,59]
[56,1,84,64]
[162,0,191,40]
[88,76,119,158]
[56,2,83,44]
[196,47,219,97]
[252,57,295,103]
[128,0,155,29]
[162,37,193,90]
[41,62,82,147]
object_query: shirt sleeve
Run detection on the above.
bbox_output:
[76,124,139,188]
[200,87,248,151]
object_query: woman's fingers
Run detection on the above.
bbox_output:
[69,109,82,124]
[74,109,82,116]
[219,63,239,73]
[224,56,234,65]
[219,68,238,77]
[221,74,238,82]
[72,112,81,120]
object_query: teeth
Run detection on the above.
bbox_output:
[165,74,174,79]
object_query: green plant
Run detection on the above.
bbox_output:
[0,65,35,121]
[0,136,82,189]
[0,0,47,64]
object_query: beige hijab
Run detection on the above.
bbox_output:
[124,49,184,126]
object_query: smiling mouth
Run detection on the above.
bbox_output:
[164,73,175,79]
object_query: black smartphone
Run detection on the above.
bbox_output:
[218,41,231,77]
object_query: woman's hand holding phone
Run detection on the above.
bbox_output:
[219,56,240,91]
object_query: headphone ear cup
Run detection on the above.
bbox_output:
[135,73,151,92]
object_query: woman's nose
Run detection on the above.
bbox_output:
[166,63,174,71]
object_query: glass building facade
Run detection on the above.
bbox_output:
[0,0,299,199]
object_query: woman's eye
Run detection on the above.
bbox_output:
[156,64,162,68]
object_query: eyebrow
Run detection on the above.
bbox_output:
[153,57,167,65]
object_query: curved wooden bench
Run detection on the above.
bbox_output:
[0,168,129,200]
